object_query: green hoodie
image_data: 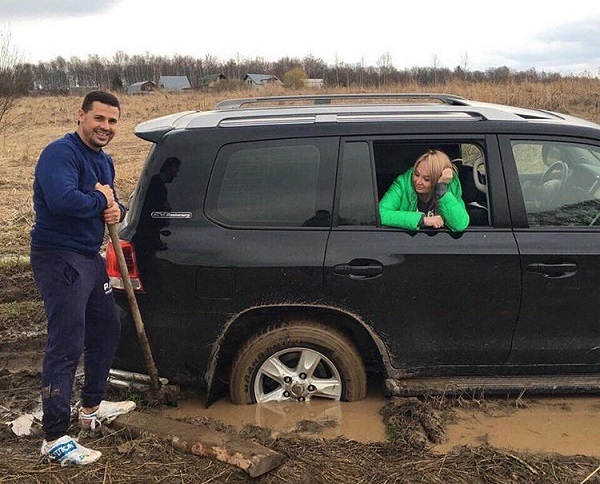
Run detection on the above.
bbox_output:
[379,168,469,232]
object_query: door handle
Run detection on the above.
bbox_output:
[526,262,577,279]
[333,261,383,280]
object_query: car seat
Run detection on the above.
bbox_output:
[453,158,489,226]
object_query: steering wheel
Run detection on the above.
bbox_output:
[535,161,569,209]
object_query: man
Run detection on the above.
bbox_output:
[31,91,135,466]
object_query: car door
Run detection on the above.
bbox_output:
[501,136,600,367]
[324,136,522,370]
[202,136,340,307]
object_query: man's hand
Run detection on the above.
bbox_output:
[102,203,121,225]
[94,182,115,208]
[423,215,445,229]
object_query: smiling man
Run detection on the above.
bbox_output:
[30,91,135,466]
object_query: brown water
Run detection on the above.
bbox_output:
[162,392,600,457]
[433,395,600,458]
[162,392,387,443]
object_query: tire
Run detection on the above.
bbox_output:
[229,320,367,404]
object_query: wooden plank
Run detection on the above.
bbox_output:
[112,411,286,478]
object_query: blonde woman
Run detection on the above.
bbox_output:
[379,149,469,231]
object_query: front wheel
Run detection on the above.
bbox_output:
[229,321,367,404]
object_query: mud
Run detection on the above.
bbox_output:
[163,390,600,459]
[434,395,600,458]
[163,388,387,443]
[1,262,600,482]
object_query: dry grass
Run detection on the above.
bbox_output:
[2,79,600,257]
[1,425,598,483]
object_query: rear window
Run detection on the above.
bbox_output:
[206,138,338,227]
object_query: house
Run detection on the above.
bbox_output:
[199,73,227,89]
[68,86,100,96]
[243,74,283,88]
[304,78,324,89]
[127,80,159,94]
[159,76,191,92]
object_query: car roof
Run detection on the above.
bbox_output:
[134,93,600,142]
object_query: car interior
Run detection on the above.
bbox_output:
[514,141,600,226]
[374,141,490,226]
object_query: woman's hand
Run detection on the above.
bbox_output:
[423,215,445,229]
[438,167,453,184]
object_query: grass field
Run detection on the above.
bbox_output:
[1,79,600,256]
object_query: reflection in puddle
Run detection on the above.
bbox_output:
[162,391,387,443]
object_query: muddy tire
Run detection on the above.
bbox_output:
[229,320,367,405]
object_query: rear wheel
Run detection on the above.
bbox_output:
[229,320,367,404]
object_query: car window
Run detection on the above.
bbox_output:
[371,140,490,227]
[454,144,490,226]
[206,138,337,227]
[511,140,600,227]
[337,141,377,226]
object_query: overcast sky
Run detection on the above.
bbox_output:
[2,0,600,75]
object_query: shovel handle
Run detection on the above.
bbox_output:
[107,224,161,397]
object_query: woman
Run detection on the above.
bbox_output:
[379,149,469,231]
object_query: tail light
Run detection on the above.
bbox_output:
[106,239,145,292]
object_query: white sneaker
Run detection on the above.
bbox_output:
[41,435,102,466]
[78,400,136,431]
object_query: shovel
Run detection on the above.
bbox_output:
[107,223,167,403]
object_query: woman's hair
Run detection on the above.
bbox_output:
[413,149,455,200]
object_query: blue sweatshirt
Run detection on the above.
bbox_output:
[31,132,118,254]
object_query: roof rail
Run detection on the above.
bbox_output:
[215,93,469,110]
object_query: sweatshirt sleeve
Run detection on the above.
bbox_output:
[437,176,470,232]
[35,143,107,218]
[379,176,422,230]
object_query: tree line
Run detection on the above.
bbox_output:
[9,51,564,95]
[0,27,574,134]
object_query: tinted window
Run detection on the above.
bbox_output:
[206,138,337,227]
[512,140,600,226]
[338,142,377,226]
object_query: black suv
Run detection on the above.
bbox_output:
[106,93,600,404]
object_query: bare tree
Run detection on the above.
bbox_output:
[357,56,365,88]
[377,51,393,87]
[0,27,21,132]
[460,51,470,73]
[431,54,439,85]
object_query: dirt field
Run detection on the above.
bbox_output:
[2,85,600,482]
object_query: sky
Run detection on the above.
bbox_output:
[2,0,600,75]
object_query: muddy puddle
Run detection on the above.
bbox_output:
[162,390,600,458]
[162,391,387,442]
[433,395,600,458]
